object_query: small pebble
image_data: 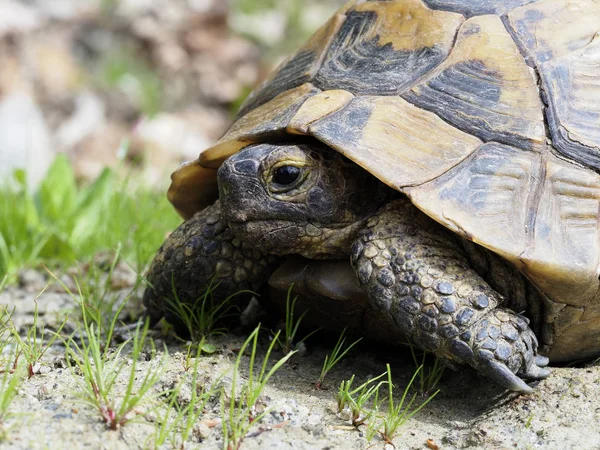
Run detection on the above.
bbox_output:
[194,422,212,440]
[290,341,305,357]
[37,385,50,400]
[338,407,352,422]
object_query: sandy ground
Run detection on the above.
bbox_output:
[1,269,600,450]
[2,2,599,449]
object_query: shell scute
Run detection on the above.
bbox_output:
[314,0,463,95]
[522,154,600,307]
[170,0,600,358]
[506,0,600,171]
[403,14,544,148]
[421,0,538,17]
[309,95,482,187]
[405,142,539,266]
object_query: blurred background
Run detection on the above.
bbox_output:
[0,0,347,280]
[0,0,346,189]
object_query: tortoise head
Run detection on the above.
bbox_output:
[217,142,393,258]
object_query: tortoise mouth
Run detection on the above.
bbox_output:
[228,219,300,254]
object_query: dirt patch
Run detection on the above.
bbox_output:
[1,271,599,450]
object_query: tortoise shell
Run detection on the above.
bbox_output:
[169,0,600,362]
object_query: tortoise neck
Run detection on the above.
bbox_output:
[294,218,371,260]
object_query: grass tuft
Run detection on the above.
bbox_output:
[223,325,295,450]
[8,287,67,378]
[409,344,445,395]
[0,341,24,442]
[336,372,387,427]
[271,285,320,355]
[315,328,362,390]
[151,339,216,449]
[377,364,439,445]
[335,364,440,446]
[0,155,179,281]
[165,278,249,342]
[66,294,168,430]
[0,303,13,371]
[54,246,144,339]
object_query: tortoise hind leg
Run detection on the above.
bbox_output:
[143,201,280,332]
[351,199,550,393]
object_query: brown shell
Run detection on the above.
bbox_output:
[169,0,600,360]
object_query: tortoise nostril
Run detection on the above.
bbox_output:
[218,157,261,199]
[233,159,259,174]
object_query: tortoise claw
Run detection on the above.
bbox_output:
[484,360,534,394]
[467,309,550,392]
[535,355,550,367]
[521,356,551,380]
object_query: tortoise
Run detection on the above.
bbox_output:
[143,0,600,393]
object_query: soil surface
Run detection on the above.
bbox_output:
[1,268,599,450]
[1,1,599,449]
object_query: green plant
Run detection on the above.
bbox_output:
[0,348,24,441]
[151,381,189,449]
[9,303,67,378]
[182,340,217,372]
[57,245,144,337]
[8,283,67,378]
[334,364,439,444]
[72,265,123,335]
[151,339,216,449]
[0,305,17,384]
[0,155,179,280]
[336,372,387,427]
[222,326,295,450]
[377,364,439,445]
[272,285,320,355]
[315,329,362,389]
[165,278,248,341]
[525,413,534,429]
[364,406,383,443]
[409,345,445,395]
[66,302,168,430]
[0,305,13,370]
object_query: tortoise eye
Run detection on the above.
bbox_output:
[273,165,301,186]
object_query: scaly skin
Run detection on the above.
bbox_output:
[146,142,550,393]
[351,199,550,393]
[143,201,280,328]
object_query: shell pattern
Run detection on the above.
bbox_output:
[173,0,600,360]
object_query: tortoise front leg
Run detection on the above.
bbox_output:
[351,199,550,393]
[143,201,280,330]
